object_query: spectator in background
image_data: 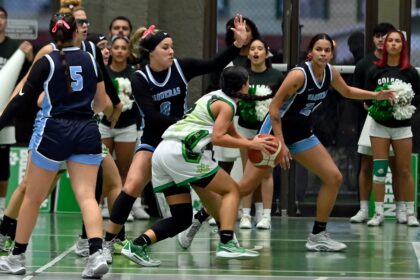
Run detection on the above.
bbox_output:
[347,31,365,64]
[208,16,261,174]
[0,6,33,217]
[86,33,110,65]
[108,16,132,38]
[349,23,401,224]
[365,30,420,227]
[238,38,284,230]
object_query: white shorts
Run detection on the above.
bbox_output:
[236,125,258,139]
[152,139,219,192]
[370,119,412,140]
[213,145,240,162]
[213,115,241,162]
[357,116,395,156]
[99,123,137,142]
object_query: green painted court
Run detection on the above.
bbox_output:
[4,213,419,279]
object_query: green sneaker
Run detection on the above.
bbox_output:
[113,239,128,255]
[216,240,260,258]
[0,234,12,253]
[121,240,161,267]
[3,239,12,253]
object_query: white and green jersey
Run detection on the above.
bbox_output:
[162,90,237,153]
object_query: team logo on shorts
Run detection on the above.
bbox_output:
[196,164,210,174]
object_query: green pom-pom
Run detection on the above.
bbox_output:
[368,83,393,121]
[112,79,119,93]
[238,85,258,123]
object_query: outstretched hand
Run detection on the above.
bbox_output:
[231,14,247,48]
[375,89,396,105]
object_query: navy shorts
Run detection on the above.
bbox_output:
[30,117,102,171]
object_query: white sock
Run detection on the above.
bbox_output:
[263,208,271,218]
[396,201,406,213]
[374,202,384,215]
[242,208,251,216]
[133,198,141,208]
[406,201,415,215]
[255,202,263,216]
[360,200,369,211]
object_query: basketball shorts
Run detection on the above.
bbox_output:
[152,139,219,192]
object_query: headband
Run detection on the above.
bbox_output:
[140,27,170,52]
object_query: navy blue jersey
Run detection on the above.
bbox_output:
[133,59,187,146]
[280,61,332,144]
[260,61,333,145]
[35,47,102,118]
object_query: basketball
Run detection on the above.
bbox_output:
[247,134,281,169]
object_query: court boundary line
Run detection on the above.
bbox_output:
[22,244,75,280]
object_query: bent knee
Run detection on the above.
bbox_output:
[324,171,343,189]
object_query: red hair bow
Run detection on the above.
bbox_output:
[51,19,71,33]
[142,25,155,39]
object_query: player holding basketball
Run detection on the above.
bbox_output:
[120,65,275,266]
[243,33,395,251]
[180,33,395,252]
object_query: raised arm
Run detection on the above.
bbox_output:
[330,66,395,102]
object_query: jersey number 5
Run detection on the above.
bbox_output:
[70,66,84,91]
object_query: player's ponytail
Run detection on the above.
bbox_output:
[50,13,77,93]
[220,66,272,101]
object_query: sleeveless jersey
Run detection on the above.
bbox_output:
[278,61,332,144]
[40,47,99,118]
[162,89,236,153]
[135,59,188,144]
[51,40,96,59]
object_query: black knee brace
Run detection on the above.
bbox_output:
[110,191,137,224]
[95,165,103,204]
[151,203,193,242]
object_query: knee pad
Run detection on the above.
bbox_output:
[151,203,193,241]
[373,159,389,184]
[110,191,137,224]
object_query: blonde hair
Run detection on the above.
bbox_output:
[59,0,82,13]
[129,27,147,61]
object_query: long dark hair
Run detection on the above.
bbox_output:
[220,66,271,101]
[246,38,272,68]
[50,13,77,92]
[307,33,334,53]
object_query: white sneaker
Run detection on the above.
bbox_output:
[239,215,252,229]
[396,210,407,224]
[75,237,89,257]
[208,217,217,226]
[407,214,420,227]
[349,210,368,223]
[367,213,384,227]
[0,253,26,275]
[103,240,115,264]
[82,250,109,279]
[127,213,134,222]
[305,231,347,252]
[256,217,271,230]
[131,206,150,220]
[177,219,202,249]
